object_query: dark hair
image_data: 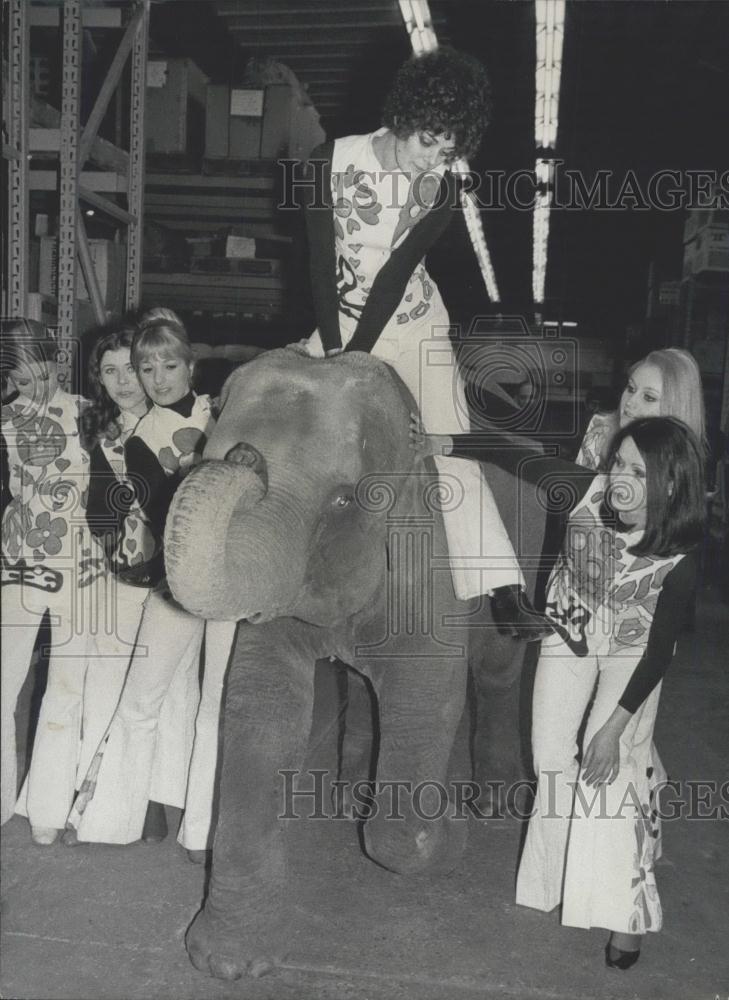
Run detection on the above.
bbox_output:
[80,323,145,450]
[382,48,492,160]
[604,416,706,557]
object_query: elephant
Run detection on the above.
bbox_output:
[164,346,545,981]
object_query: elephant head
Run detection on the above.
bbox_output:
[164,348,419,626]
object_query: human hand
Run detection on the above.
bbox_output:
[581,719,624,787]
[408,414,452,459]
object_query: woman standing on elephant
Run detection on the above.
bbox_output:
[302,47,550,641]
[67,310,236,859]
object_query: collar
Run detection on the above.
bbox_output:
[155,390,195,418]
[118,407,144,433]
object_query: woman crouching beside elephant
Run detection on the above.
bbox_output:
[67,310,236,859]
[301,47,550,641]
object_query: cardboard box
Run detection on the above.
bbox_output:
[225,235,256,259]
[260,85,293,158]
[205,85,262,159]
[260,85,325,159]
[683,202,728,243]
[683,224,729,277]
[146,57,208,155]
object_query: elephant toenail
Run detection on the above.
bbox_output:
[250,958,273,978]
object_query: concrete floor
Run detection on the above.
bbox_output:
[2,585,728,1000]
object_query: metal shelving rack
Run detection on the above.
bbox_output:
[2,0,149,389]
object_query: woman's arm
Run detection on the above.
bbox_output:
[345,171,459,355]
[303,142,341,353]
[618,551,698,713]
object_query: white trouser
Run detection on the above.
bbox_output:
[73,585,234,847]
[306,319,524,600]
[515,633,663,934]
[177,617,238,850]
[70,577,194,802]
[1,576,89,829]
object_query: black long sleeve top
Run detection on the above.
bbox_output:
[449,433,698,714]
[123,391,196,542]
[304,140,460,354]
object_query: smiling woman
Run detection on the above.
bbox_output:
[577,348,707,472]
[69,309,236,861]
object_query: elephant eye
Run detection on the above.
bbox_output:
[333,493,354,509]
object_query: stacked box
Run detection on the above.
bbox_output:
[146,57,208,155]
[682,225,729,277]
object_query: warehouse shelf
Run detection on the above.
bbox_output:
[141,165,292,318]
[2,0,149,391]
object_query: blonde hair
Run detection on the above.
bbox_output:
[629,348,706,449]
[131,308,193,369]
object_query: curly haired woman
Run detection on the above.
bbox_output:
[303,48,549,637]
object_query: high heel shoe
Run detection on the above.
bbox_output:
[604,941,641,970]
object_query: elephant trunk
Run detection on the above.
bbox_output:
[164,460,265,619]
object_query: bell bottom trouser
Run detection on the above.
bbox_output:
[74,586,235,848]
[2,578,89,829]
[515,634,664,934]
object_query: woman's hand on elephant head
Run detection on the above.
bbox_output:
[408,414,453,461]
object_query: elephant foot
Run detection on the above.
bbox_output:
[364,807,467,875]
[186,905,288,982]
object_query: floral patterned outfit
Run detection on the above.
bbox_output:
[1,386,105,828]
[304,131,527,599]
[574,407,668,859]
[446,433,696,934]
[514,475,696,934]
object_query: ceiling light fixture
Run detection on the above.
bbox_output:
[532,0,565,306]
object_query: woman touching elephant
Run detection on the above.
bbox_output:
[67,311,236,857]
[302,48,550,641]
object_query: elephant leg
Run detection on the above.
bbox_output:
[186,620,324,982]
[363,659,468,876]
[334,666,377,820]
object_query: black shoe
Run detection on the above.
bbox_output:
[490,585,553,642]
[605,942,641,970]
[142,800,168,844]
